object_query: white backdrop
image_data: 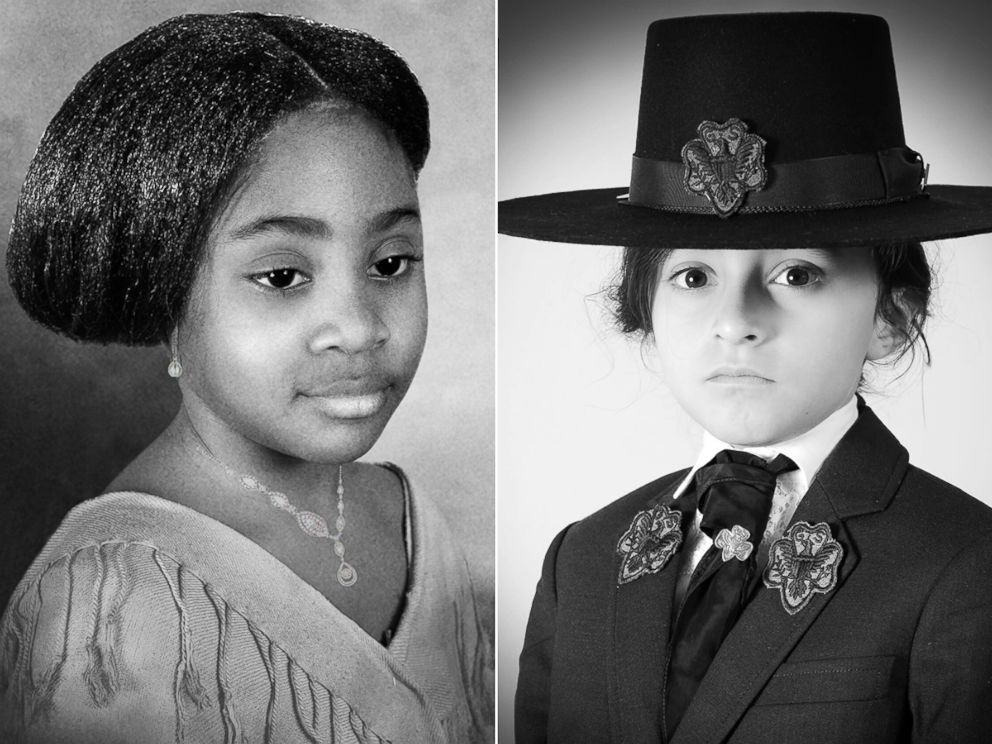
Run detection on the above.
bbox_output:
[497,0,992,738]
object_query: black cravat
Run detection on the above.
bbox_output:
[664,450,797,740]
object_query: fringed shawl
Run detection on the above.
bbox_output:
[0,478,492,743]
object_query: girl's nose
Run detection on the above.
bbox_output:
[307,287,389,356]
[712,279,769,345]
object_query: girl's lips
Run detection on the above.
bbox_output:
[302,388,389,419]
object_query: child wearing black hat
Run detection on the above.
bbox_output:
[501,12,992,744]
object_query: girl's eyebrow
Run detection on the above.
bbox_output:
[227,207,421,242]
[366,206,421,234]
[228,215,331,242]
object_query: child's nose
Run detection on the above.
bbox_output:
[712,283,768,345]
[307,285,390,356]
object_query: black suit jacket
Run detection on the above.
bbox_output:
[516,404,992,743]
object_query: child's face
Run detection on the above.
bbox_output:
[178,108,427,463]
[650,248,890,446]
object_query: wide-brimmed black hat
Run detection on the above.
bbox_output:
[498,12,992,248]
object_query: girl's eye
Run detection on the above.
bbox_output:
[369,255,417,279]
[251,268,310,290]
[771,265,821,287]
[671,267,710,289]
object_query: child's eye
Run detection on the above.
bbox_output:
[369,255,420,279]
[771,265,821,287]
[670,266,710,289]
[250,268,310,290]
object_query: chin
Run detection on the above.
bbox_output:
[709,428,779,448]
[275,390,407,461]
[252,411,391,464]
[282,435,379,465]
[695,408,795,448]
[316,419,395,463]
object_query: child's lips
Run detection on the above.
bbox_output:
[706,366,774,384]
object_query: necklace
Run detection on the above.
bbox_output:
[192,443,357,587]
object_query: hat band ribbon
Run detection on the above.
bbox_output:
[628,146,925,213]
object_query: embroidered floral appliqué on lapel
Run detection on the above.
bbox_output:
[763,521,844,615]
[616,504,683,586]
[681,118,767,217]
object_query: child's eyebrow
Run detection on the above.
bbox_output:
[226,207,421,243]
[768,248,839,264]
[799,248,838,261]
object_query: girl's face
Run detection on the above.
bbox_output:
[178,108,427,464]
[650,248,892,447]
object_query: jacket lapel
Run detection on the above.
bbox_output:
[610,479,693,744]
[670,404,909,744]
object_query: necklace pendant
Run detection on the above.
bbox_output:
[195,445,357,587]
[297,510,330,538]
[337,561,357,587]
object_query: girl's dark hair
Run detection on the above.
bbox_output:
[6,13,429,345]
[610,244,932,367]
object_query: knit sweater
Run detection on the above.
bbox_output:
[0,476,492,743]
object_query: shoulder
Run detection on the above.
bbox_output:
[9,493,186,587]
[391,462,486,636]
[0,536,201,742]
[900,472,992,734]
[380,466,494,742]
[395,465,477,600]
[899,464,992,527]
[910,466,992,571]
[860,464,992,606]
[556,469,688,556]
[383,462,464,560]
[905,468,992,593]
[882,464,992,559]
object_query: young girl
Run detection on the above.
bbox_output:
[500,11,992,744]
[1,12,491,743]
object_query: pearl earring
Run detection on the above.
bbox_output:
[168,337,183,378]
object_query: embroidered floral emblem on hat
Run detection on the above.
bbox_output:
[616,503,683,585]
[681,118,767,217]
[714,524,754,562]
[763,521,844,615]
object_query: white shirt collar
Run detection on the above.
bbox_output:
[673,396,859,499]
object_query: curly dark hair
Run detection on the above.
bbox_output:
[609,244,932,368]
[6,12,429,345]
